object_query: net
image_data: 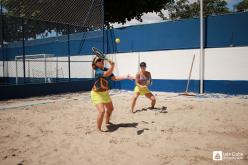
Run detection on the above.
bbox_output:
[15,54,57,84]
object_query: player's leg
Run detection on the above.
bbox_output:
[95,103,105,131]
[145,93,156,109]
[104,101,114,124]
[131,92,140,113]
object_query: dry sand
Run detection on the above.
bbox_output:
[0,91,248,165]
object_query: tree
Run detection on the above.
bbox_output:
[105,0,170,26]
[236,0,248,12]
[1,0,171,41]
[2,0,170,26]
[160,0,230,20]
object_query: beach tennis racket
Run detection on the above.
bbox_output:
[92,47,109,61]
[146,78,152,86]
[146,74,152,86]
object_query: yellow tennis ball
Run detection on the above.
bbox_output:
[115,38,120,44]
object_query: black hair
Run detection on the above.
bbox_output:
[92,57,104,70]
[140,62,147,67]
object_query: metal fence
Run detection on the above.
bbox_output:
[0,0,104,85]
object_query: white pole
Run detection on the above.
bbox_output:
[28,60,30,78]
[200,0,204,94]
[138,52,140,72]
[56,56,58,79]
[15,57,18,84]
[44,54,47,83]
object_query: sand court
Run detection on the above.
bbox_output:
[0,91,248,165]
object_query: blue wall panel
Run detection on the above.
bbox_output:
[1,12,248,59]
[106,12,248,53]
[206,13,248,48]
[204,80,248,94]
[110,19,200,53]
[0,80,94,100]
[112,79,200,93]
[112,79,248,94]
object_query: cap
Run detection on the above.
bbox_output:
[93,56,102,64]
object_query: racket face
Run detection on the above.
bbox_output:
[146,79,152,86]
[92,47,105,59]
[146,75,152,86]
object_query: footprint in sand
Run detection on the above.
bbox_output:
[137,128,149,135]
[137,130,144,135]
[141,121,149,124]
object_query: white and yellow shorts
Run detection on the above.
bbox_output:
[91,90,112,105]
[134,86,151,95]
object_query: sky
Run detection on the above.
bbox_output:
[112,0,243,28]
[226,0,242,9]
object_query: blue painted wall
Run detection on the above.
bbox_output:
[1,12,248,60]
[107,18,200,53]
[111,80,248,95]
[206,13,248,48]
[111,79,200,93]
[0,80,94,100]
[106,12,248,53]
[1,31,104,60]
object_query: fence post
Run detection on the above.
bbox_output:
[56,56,58,81]
[22,17,26,84]
[44,54,47,83]
[15,58,18,84]
[1,2,5,82]
[67,24,71,81]
[28,60,30,82]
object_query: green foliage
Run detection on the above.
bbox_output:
[162,0,230,20]
[236,0,248,12]
[105,0,170,25]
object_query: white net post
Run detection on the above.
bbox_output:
[56,56,58,80]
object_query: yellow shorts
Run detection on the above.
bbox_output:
[91,90,112,105]
[134,86,151,95]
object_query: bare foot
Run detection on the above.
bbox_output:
[106,122,114,125]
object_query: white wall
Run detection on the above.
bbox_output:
[4,46,248,82]
[106,49,199,80]
[139,50,199,80]
[205,47,248,80]
[106,53,139,77]
[109,47,248,81]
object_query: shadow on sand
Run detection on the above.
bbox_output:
[106,122,138,132]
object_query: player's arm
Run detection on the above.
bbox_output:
[111,75,134,81]
[103,60,115,77]
[147,71,152,84]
